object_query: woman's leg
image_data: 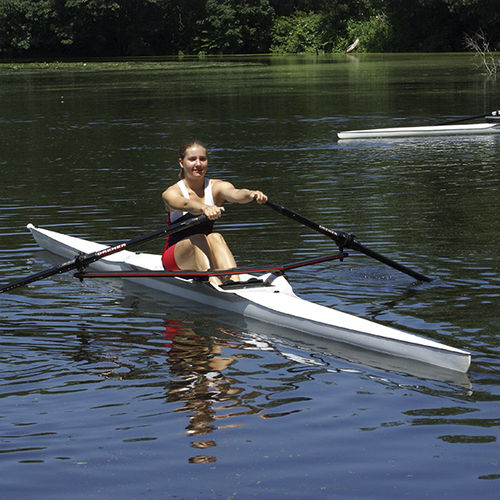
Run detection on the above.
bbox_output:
[173,234,213,271]
[171,233,238,284]
[206,232,239,282]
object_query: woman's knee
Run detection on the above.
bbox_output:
[207,232,226,246]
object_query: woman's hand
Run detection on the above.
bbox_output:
[202,204,225,220]
[250,190,268,204]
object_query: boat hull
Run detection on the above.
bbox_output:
[26,224,471,373]
[338,122,500,139]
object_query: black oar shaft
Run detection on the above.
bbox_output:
[265,200,340,240]
[0,258,85,293]
[0,215,208,293]
[265,200,432,282]
[349,240,431,282]
[438,110,498,126]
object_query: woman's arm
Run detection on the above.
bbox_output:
[162,185,224,219]
[214,181,267,205]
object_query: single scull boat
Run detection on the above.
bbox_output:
[338,110,500,139]
[26,223,471,373]
[338,122,500,139]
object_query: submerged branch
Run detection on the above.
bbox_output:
[464,30,499,77]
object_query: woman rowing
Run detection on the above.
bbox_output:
[161,140,267,283]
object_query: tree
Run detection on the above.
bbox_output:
[59,0,170,56]
[344,14,393,52]
[0,0,207,57]
[0,0,498,57]
[270,11,329,54]
[464,30,499,77]
[444,0,500,49]
[195,0,274,54]
[0,0,61,56]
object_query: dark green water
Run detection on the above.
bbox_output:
[1,54,499,498]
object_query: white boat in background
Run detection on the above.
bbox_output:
[26,223,471,374]
[338,111,500,139]
[338,122,500,139]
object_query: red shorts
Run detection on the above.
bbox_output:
[162,243,180,271]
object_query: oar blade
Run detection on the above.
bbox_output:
[0,258,79,293]
[349,240,432,282]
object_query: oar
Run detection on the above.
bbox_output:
[0,215,208,293]
[437,109,499,126]
[265,200,432,282]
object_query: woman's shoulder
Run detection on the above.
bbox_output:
[210,178,234,191]
[162,181,183,199]
[163,182,178,193]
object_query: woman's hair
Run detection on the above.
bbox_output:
[178,139,207,179]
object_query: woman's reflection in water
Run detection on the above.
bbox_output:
[162,318,262,464]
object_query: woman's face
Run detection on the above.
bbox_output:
[179,144,208,179]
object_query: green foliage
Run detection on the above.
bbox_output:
[195,0,274,54]
[344,15,393,52]
[0,0,58,55]
[0,0,206,57]
[0,0,498,57]
[443,0,500,49]
[0,1,27,53]
[270,10,329,54]
[374,0,465,51]
[59,0,170,56]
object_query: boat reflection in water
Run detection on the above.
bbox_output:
[154,299,472,463]
[116,277,472,389]
[60,271,473,464]
[162,319,241,464]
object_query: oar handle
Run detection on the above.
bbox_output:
[265,200,432,282]
[0,214,208,293]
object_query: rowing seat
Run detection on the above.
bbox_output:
[219,277,268,290]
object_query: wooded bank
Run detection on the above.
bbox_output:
[1,0,498,58]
